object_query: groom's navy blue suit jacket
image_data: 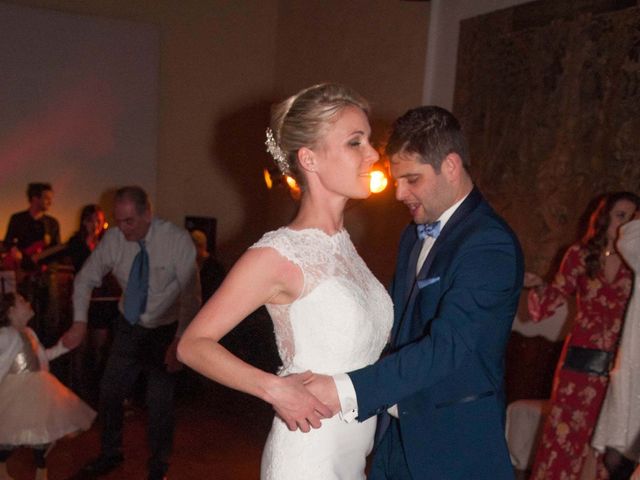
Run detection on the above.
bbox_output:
[349,188,523,479]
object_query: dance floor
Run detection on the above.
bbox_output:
[7,377,273,479]
[6,369,528,480]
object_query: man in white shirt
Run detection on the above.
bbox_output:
[63,186,200,480]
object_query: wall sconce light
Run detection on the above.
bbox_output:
[264,165,388,197]
[369,168,388,194]
[263,168,301,199]
[263,167,277,189]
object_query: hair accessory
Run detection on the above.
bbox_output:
[265,128,289,174]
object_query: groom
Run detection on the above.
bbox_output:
[303,106,523,479]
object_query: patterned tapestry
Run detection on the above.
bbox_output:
[454,0,640,275]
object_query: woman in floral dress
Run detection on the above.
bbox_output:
[525,191,640,480]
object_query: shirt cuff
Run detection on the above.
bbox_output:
[45,341,70,361]
[333,373,358,423]
[527,288,542,321]
[73,307,89,324]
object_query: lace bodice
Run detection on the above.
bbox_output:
[251,227,393,375]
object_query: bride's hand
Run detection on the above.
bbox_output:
[268,371,332,433]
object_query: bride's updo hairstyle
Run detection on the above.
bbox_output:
[267,83,370,187]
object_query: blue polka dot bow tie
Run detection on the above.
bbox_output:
[417,221,441,240]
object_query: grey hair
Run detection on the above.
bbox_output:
[114,186,151,215]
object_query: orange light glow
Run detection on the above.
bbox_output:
[264,168,301,200]
[285,175,297,190]
[369,169,388,194]
[263,168,274,189]
[285,176,301,199]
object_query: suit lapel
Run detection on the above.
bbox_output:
[391,229,421,347]
[416,187,483,281]
[394,187,484,346]
[405,237,423,300]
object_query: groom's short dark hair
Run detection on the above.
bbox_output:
[386,106,470,172]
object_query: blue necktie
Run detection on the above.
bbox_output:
[123,240,149,325]
[417,221,441,240]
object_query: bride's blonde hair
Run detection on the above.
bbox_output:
[268,83,370,186]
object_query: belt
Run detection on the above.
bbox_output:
[563,346,613,376]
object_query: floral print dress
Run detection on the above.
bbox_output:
[528,244,632,480]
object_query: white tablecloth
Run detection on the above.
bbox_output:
[505,399,549,470]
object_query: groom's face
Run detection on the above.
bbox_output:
[391,150,453,225]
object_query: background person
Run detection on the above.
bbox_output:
[190,229,225,304]
[49,204,120,405]
[0,292,95,480]
[62,186,200,480]
[3,182,60,273]
[592,213,640,479]
[2,183,61,345]
[525,191,640,480]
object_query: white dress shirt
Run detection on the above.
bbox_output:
[334,193,469,422]
[73,217,201,336]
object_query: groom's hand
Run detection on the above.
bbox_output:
[267,371,332,433]
[304,374,341,415]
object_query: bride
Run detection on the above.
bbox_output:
[177,83,393,479]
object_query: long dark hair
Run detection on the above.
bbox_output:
[0,293,17,328]
[582,191,640,278]
[78,204,105,242]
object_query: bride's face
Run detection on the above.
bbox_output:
[308,106,379,199]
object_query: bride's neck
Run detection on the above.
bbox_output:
[290,195,345,234]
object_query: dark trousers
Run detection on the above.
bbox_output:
[369,418,414,480]
[99,316,177,476]
[1,446,48,467]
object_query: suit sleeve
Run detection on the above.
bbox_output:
[348,226,522,421]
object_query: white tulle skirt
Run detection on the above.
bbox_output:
[0,370,96,446]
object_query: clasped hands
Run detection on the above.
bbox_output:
[269,372,341,433]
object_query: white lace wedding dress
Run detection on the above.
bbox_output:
[251,227,393,480]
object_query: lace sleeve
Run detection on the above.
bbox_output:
[249,228,303,268]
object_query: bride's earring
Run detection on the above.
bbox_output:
[299,149,316,173]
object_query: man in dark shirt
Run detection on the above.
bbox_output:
[3,182,60,271]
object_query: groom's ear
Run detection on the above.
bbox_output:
[442,153,462,182]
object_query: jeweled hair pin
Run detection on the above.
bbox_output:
[265,128,289,174]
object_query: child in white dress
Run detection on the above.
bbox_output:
[0,293,96,480]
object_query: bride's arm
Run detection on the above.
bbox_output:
[177,247,331,432]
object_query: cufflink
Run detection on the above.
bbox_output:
[340,409,357,423]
